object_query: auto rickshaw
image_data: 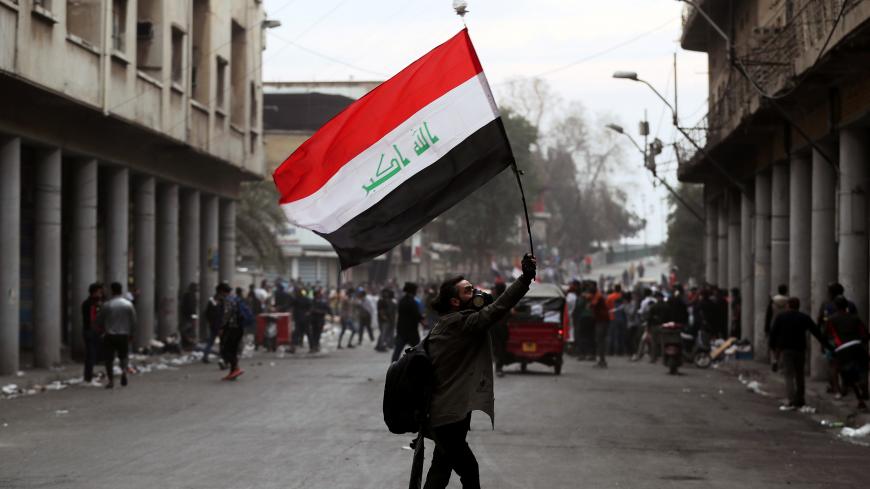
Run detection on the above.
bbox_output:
[504,282,568,375]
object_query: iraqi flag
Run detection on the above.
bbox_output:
[272,29,513,269]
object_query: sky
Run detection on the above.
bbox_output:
[261,0,710,245]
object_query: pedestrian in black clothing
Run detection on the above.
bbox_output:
[96,282,136,389]
[376,288,397,352]
[422,254,535,489]
[824,296,870,410]
[770,297,828,410]
[647,291,671,363]
[392,282,422,362]
[202,286,224,366]
[180,282,198,348]
[816,283,857,396]
[290,288,311,353]
[308,289,330,353]
[80,282,104,383]
[216,283,245,381]
[489,281,509,377]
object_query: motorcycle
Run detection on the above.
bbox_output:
[660,322,684,375]
[680,326,712,369]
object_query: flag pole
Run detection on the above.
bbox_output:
[511,161,535,257]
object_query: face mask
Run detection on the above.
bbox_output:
[463,289,493,311]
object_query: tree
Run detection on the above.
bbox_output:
[437,109,539,274]
[236,180,288,271]
[663,183,705,283]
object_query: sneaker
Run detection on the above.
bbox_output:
[227,369,244,380]
[217,359,227,370]
[779,404,797,411]
[105,382,114,389]
[120,375,128,387]
[347,343,355,349]
[337,344,343,350]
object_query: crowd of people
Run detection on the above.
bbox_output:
[563,272,869,412]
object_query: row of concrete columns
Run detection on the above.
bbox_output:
[705,127,870,378]
[0,136,238,374]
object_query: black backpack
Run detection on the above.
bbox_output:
[383,337,434,434]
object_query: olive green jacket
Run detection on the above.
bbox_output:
[427,277,531,428]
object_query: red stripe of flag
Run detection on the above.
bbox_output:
[273,29,483,204]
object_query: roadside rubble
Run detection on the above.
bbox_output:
[0,350,207,400]
[841,424,870,438]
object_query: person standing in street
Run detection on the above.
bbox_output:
[573,282,595,361]
[605,285,624,356]
[96,282,136,389]
[337,288,357,349]
[202,285,224,367]
[308,288,330,353]
[423,254,536,489]
[376,288,397,352]
[392,282,423,362]
[770,297,829,410]
[290,288,312,353]
[81,282,104,383]
[816,282,857,396]
[217,283,245,380]
[180,282,198,349]
[824,296,869,410]
[354,288,376,346]
[589,283,610,368]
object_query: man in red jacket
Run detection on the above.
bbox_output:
[590,283,611,368]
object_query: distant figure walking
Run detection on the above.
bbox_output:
[80,282,104,383]
[96,282,136,389]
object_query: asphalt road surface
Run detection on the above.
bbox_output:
[1,336,868,489]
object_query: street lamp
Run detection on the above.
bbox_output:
[612,69,745,194]
[605,123,704,223]
[612,71,638,81]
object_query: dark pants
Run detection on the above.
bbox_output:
[338,318,356,346]
[607,320,626,356]
[292,318,309,347]
[354,315,374,344]
[103,334,129,383]
[83,330,101,382]
[220,328,244,370]
[780,350,806,406]
[203,326,219,361]
[376,319,395,350]
[649,325,662,362]
[578,317,596,358]
[392,333,420,363]
[308,317,324,351]
[425,414,479,489]
[595,321,608,363]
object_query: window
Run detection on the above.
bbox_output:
[216,56,227,110]
[112,0,127,52]
[66,0,102,47]
[171,27,185,85]
[135,0,161,74]
[191,0,209,102]
[230,21,246,126]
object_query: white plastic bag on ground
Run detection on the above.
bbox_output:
[841,424,870,438]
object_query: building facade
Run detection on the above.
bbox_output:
[679,0,870,377]
[0,0,266,374]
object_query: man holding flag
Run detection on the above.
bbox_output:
[272,27,535,488]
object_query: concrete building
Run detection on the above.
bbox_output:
[0,0,266,374]
[679,0,870,377]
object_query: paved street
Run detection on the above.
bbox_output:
[1,336,868,489]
